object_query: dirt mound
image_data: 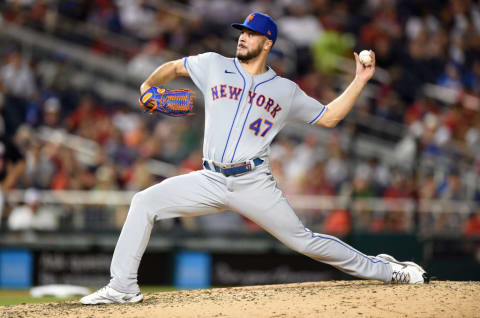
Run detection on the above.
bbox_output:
[2,281,479,318]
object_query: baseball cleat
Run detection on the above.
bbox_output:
[80,286,143,305]
[376,254,430,284]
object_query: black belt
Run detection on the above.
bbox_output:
[203,158,264,177]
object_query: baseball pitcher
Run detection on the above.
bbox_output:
[81,12,429,305]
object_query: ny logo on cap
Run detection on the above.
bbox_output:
[248,14,255,22]
[267,30,271,35]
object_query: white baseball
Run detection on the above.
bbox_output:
[359,50,372,64]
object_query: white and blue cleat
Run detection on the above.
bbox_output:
[80,286,143,305]
[377,253,430,284]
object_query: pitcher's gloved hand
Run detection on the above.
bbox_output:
[139,86,194,117]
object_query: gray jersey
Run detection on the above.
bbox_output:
[183,52,327,164]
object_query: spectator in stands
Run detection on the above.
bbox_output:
[41,97,63,129]
[76,165,97,191]
[351,171,374,199]
[293,132,326,178]
[437,62,464,90]
[465,114,480,154]
[0,132,25,224]
[67,95,105,133]
[7,188,58,231]
[124,159,153,191]
[437,169,465,201]
[374,90,404,124]
[301,161,334,196]
[384,171,413,199]
[270,138,302,194]
[278,1,323,48]
[323,209,351,236]
[104,126,138,169]
[324,137,348,192]
[0,50,37,134]
[0,50,36,99]
[415,172,436,233]
[465,208,480,236]
[127,41,167,79]
[87,0,123,34]
[50,146,80,190]
[464,60,480,94]
[269,158,286,192]
[404,96,438,125]
[115,0,156,38]
[178,149,203,174]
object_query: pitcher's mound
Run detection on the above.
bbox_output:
[2,281,479,318]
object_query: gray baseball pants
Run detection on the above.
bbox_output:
[109,165,392,293]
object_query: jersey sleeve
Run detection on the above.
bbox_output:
[183,52,216,92]
[288,84,327,125]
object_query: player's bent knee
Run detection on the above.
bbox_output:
[130,191,145,208]
[127,190,160,222]
[129,190,156,214]
[130,185,175,220]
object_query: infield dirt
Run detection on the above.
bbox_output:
[1,280,479,318]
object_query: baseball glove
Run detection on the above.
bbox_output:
[139,86,194,117]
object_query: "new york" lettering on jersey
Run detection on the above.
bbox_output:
[211,84,282,118]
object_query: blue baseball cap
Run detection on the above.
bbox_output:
[232,12,278,43]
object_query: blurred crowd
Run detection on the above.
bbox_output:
[1,0,480,236]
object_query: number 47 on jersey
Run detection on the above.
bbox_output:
[249,118,273,137]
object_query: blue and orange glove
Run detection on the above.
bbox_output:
[139,86,194,117]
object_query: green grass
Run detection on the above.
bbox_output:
[0,286,176,306]
[0,290,76,306]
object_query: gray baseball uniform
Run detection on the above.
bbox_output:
[108,53,392,294]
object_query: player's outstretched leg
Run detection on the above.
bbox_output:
[228,168,429,284]
[239,201,428,283]
[81,170,226,305]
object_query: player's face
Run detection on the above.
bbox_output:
[236,29,268,61]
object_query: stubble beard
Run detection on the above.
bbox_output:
[236,44,263,62]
